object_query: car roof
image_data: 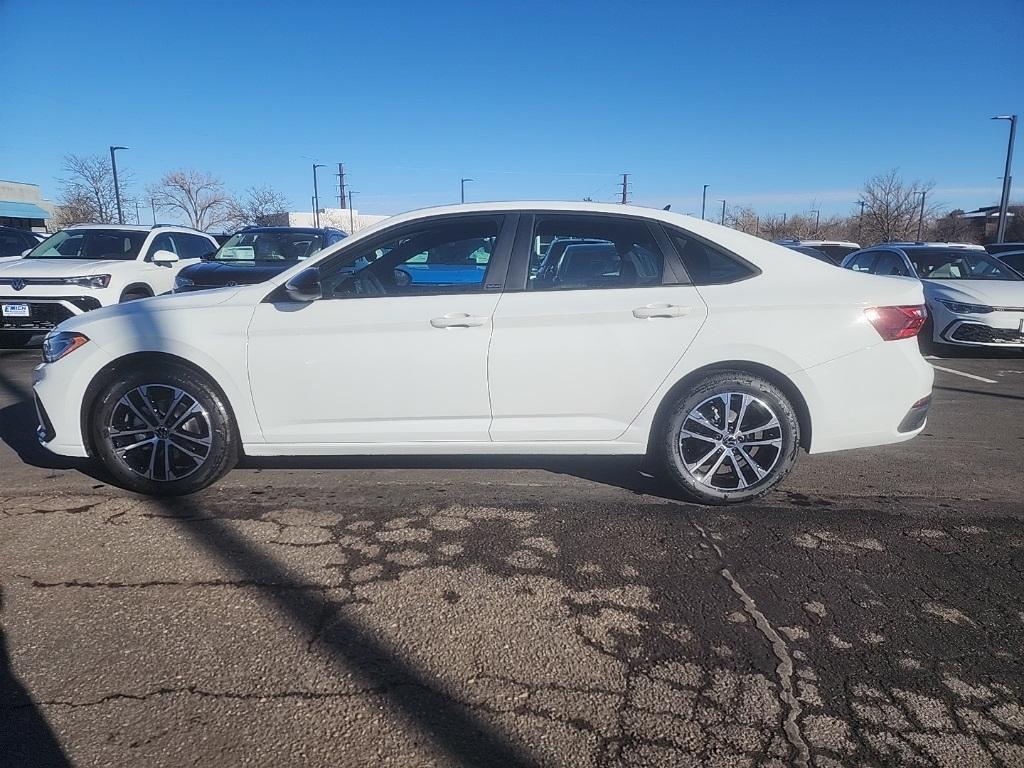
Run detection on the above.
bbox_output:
[778,239,860,248]
[64,223,213,234]
[875,241,986,251]
[237,226,343,234]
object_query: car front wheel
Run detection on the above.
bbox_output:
[89,364,237,496]
[659,372,800,505]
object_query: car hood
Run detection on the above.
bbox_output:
[58,286,241,334]
[0,258,127,277]
[180,260,295,285]
[924,279,1024,308]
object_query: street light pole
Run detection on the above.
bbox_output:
[857,200,866,239]
[347,191,357,232]
[992,115,1017,244]
[109,145,128,224]
[460,178,473,204]
[701,184,709,220]
[312,163,326,228]
[811,209,820,235]
[719,200,726,226]
[916,190,927,241]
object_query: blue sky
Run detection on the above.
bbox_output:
[0,0,1020,220]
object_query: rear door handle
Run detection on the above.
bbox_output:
[632,303,691,319]
[430,313,488,329]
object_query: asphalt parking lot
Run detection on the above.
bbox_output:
[1,349,1023,768]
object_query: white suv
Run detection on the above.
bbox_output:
[0,224,216,346]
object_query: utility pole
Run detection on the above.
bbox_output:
[347,191,357,232]
[992,115,1017,244]
[312,163,325,227]
[337,162,347,209]
[150,196,157,225]
[719,200,727,225]
[460,178,473,204]
[857,200,866,239]
[134,199,141,225]
[916,190,927,240]
[781,213,787,237]
[620,173,630,205]
[109,145,128,224]
[701,184,709,220]
[811,209,820,235]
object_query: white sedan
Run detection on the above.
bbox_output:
[33,202,933,504]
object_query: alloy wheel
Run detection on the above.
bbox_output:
[104,384,212,482]
[678,392,783,490]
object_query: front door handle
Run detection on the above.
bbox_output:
[632,303,691,319]
[430,313,488,329]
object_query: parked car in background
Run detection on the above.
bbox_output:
[840,242,1024,351]
[779,243,834,264]
[993,249,1024,276]
[173,226,346,293]
[984,242,1024,256]
[35,202,932,504]
[773,239,860,265]
[0,225,45,261]
[0,224,216,347]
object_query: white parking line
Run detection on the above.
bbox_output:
[928,363,997,384]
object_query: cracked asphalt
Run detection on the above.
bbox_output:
[1,348,1023,767]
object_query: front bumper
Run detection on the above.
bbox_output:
[0,295,103,333]
[32,340,115,458]
[941,319,1024,347]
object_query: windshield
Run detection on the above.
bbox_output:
[908,249,1021,281]
[26,229,146,260]
[215,231,324,262]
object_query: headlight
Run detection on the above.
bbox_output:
[42,331,89,363]
[938,299,993,315]
[174,276,194,292]
[62,274,111,289]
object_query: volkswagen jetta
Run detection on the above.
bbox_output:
[33,202,933,504]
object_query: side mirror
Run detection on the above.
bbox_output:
[152,249,179,265]
[284,266,322,302]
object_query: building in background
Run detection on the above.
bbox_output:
[960,205,1016,242]
[0,180,54,232]
[261,207,391,233]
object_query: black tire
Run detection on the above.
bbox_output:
[89,363,237,496]
[658,371,800,505]
[119,289,151,303]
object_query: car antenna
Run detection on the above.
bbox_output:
[663,204,671,211]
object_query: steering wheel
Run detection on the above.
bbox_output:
[356,270,386,296]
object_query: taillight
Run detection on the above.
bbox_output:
[864,305,928,341]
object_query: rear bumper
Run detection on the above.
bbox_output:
[797,338,934,454]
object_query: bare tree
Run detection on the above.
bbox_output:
[858,169,936,244]
[55,153,133,225]
[225,185,291,230]
[149,170,233,231]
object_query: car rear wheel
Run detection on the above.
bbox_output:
[659,372,800,505]
[89,364,237,496]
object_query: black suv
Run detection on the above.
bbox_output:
[0,226,45,258]
[174,226,347,293]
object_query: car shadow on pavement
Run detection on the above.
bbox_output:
[0,588,73,768]
[240,454,686,500]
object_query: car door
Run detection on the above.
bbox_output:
[246,214,515,445]
[487,213,709,442]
